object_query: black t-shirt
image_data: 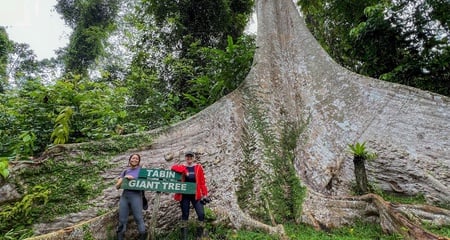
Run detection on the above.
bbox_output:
[185,166,196,183]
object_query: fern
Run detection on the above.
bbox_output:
[51,106,73,144]
[348,142,377,160]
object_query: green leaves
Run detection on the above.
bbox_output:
[1,72,130,160]
[0,27,13,92]
[1,0,255,163]
[14,131,37,159]
[0,80,53,159]
[57,0,120,75]
[50,75,129,142]
[297,0,450,96]
[184,35,255,111]
[0,185,50,234]
[51,107,73,144]
[348,142,377,160]
[0,157,9,179]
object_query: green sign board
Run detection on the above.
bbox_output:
[120,168,195,194]
[121,178,196,194]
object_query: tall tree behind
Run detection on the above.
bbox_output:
[56,0,119,76]
[131,0,254,111]
[0,27,13,92]
[146,0,254,53]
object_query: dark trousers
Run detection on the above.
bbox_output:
[180,194,204,221]
[117,190,146,234]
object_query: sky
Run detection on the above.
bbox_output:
[0,0,71,60]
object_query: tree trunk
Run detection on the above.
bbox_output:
[353,156,368,195]
[26,0,450,239]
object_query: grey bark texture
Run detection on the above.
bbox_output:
[21,0,450,239]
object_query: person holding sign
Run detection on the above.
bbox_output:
[115,154,148,240]
[171,151,209,240]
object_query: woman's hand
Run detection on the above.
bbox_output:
[124,174,135,180]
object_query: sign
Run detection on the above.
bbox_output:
[139,168,182,180]
[120,168,196,194]
[121,178,196,194]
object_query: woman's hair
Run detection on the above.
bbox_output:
[128,154,141,166]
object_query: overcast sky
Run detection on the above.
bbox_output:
[0,0,71,60]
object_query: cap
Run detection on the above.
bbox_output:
[185,151,194,157]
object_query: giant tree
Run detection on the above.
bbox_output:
[8,0,450,239]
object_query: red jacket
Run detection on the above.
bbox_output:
[171,164,208,201]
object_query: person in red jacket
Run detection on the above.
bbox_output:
[171,150,209,240]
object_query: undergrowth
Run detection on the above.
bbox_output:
[284,221,403,240]
[0,158,109,239]
[0,132,155,239]
[155,221,405,239]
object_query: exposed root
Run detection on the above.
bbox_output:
[302,190,450,240]
[361,194,448,239]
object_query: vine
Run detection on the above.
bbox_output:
[0,185,50,235]
[237,91,308,225]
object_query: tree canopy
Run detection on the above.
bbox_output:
[298,0,450,96]
[56,0,120,76]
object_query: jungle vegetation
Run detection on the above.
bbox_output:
[1,0,449,239]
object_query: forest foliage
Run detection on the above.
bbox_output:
[297,0,450,96]
[0,0,255,166]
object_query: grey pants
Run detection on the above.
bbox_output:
[117,190,146,234]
